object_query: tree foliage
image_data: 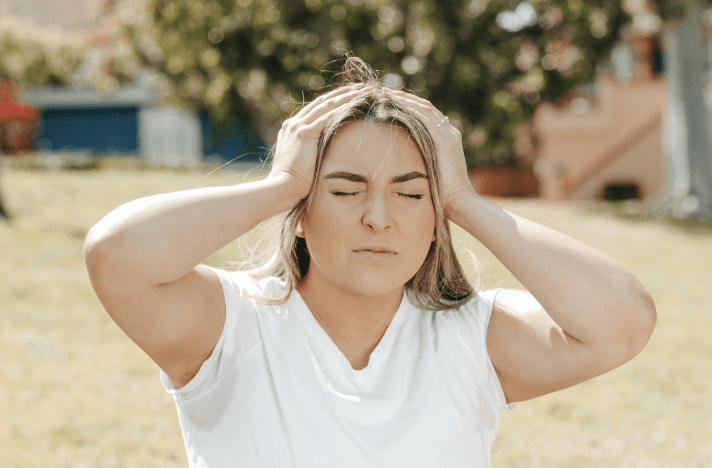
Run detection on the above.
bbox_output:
[0,18,86,86]
[123,0,632,165]
[0,16,139,91]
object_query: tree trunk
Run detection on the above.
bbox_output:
[648,0,712,219]
[0,129,10,220]
[0,165,9,220]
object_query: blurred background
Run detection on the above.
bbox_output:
[1,0,711,467]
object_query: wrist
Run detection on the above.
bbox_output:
[264,172,309,208]
[443,186,479,218]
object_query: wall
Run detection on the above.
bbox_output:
[534,73,667,201]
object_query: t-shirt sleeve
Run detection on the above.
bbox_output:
[159,266,260,401]
[462,288,518,412]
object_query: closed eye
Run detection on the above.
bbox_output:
[399,193,423,200]
[332,192,424,200]
[332,191,360,197]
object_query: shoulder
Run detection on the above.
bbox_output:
[209,267,287,301]
[490,288,541,316]
[161,269,284,395]
[486,288,603,403]
[451,288,503,322]
[433,289,518,410]
[428,288,503,348]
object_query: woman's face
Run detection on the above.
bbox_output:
[298,120,437,297]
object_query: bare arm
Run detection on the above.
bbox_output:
[85,175,301,286]
[85,84,369,388]
[84,175,302,388]
[389,88,656,403]
[448,194,656,402]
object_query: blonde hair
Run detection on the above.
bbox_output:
[233,57,479,311]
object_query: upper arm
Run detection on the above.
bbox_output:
[86,255,226,389]
[486,288,632,404]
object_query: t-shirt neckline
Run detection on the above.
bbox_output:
[290,288,411,375]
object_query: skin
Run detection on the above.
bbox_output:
[388,89,656,402]
[295,121,436,369]
[85,83,656,403]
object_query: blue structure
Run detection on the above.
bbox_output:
[20,85,266,164]
[39,106,139,153]
[21,85,152,155]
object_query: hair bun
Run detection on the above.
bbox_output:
[340,56,381,86]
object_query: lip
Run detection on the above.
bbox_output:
[353,244,397,254]
[353,250,397,260]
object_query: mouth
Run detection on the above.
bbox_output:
[353,249,397,259]
[353,244,397,254]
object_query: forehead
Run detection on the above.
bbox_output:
[321,121,427,177]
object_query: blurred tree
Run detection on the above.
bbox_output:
[647,0,712,219]
[0,21,84,87]
[0,16,137,220]
[121,0,632,166]
[0,16,138,89]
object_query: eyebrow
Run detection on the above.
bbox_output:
[323,170,428,184]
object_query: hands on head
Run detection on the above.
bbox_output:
[386,89,475,212]
[268,83,372,201]
[268,80,475,214]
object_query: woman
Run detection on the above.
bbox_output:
[84,58,656,467]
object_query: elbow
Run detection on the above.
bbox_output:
[594,290,656,371]
[637,288,657,330]
[84,224,122,282]
[622,287,657,359]
[84,226,108,280]
[85,223,157,288]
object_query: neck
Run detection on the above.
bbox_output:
[295,269,404,342]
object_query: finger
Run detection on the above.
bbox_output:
[389,93,443,125]
[298,83,367,116]
[390,94,460,141]
[387,89,444,116]
[392,102,434,129]
[301,97,365,135]
[299,86,375,123]
[387,90,442,117]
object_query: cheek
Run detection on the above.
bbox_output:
[403,203,437,239]
[302,198,348,255]
[399,205,438,267]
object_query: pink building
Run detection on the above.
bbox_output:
[473,2,679,202]
[534,67,667,201]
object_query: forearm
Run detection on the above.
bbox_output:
[448,191,656,349]
[85,174,301,285]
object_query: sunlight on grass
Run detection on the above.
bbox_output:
[2,165,710,467]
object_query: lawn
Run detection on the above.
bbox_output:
[1,164,710,467]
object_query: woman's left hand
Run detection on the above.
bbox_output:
[387,89,475,215]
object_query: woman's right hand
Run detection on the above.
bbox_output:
[268,84,369,200]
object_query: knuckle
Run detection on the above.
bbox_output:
[294,126,311,138]
[283,119,300,132]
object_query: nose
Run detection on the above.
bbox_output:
[362,191,393,231]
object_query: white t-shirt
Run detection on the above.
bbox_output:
[160,267,517,468]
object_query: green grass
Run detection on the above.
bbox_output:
[1,165,711,467]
